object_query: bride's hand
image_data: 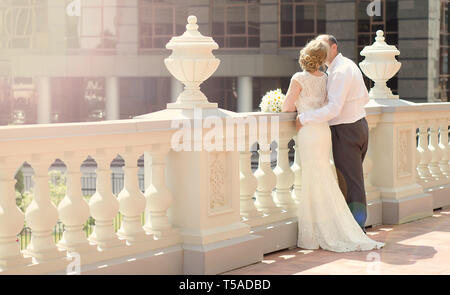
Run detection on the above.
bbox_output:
[296,116,303,132]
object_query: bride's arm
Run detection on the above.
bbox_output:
[282,79,302,112]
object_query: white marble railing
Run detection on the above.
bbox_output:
[1,101,449,275]
[0,119,182,274]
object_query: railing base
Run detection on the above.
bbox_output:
[381,192,433,225]
[366,199,383,227]
[183,234,263,275]
[426,183,450,209]
[250,218,298,254]
[65,245,184,275]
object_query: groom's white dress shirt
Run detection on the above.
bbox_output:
[298,53,370,126]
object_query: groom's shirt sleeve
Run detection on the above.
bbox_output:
[298,70,351,125]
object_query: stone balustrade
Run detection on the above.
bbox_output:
[0,119,182,274]
[0,102,449,275]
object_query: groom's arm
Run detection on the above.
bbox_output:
[298,70,351,125]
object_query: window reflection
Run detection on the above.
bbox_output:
[0,0,48,49]
[139,0,187,49]
[211,0,260,48]
[66,0,117,49]
[279,0,325,48]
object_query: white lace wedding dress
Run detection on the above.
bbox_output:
[293,71,385,252]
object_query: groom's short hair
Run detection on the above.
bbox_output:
[318,34,339,51]
[328,35,338,47]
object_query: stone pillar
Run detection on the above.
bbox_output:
[106,77,120,120]
[260,0,278,54]
[237,76,253,112]
[371,115,433,225]
[138,16,263,275]
[37,77,52,124]
[428,0,441,102]
[325,0,357,61]
[398,0,440,102]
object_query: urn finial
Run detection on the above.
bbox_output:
[375,30,385,43]
[359,30,402,99]
[164,15,220,109]
[187,15,198,31]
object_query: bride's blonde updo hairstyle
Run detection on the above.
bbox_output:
[299,40,329,72]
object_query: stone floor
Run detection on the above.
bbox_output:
[222,208,450,275]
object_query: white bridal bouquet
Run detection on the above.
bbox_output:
[259,89,286,113]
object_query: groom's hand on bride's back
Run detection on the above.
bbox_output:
[296,115,303,132]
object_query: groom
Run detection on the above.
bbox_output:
[296,35,370,232]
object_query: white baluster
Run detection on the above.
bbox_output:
[25,156,65,262]
[88,151,124,250]
[57,153,96,254]
[254,143,281,214]
[144,145,177,238]
[239,145,260,220]
[274,137,295,211]
[0,158,31,271]
[118,149,151,244]
[417,121,433,184]
[439,120,450,177]
[291,138,302,205]
[428,120,444,182]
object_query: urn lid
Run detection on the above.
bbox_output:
[166,16,219,50]
[360,30,399,56]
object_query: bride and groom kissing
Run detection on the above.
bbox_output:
[282,35,385,252]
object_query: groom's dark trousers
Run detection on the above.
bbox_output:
[330,117,369,230]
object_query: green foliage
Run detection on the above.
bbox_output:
[15,190,32,212]
[48,170,67,207]
[14,169,25,197]
[15,170,87,212]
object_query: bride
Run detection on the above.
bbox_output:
[282,39,385,252]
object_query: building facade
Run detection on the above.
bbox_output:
[0,0,448,125]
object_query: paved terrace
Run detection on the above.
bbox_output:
[223,208,450,275]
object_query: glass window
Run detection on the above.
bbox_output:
[119,77,170,117]
[202,77,238,111]
[279,0,326,48]
[211,0,260,48]
[51,78,103,123]
[356,0,398,94]
[0,76,37,125]
[138,0,187,49]
[440,0,449,102]
[0,0,48,49]
[66,0,117,49]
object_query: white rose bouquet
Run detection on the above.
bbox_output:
[259,89,286,113]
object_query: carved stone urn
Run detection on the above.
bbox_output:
[359,30,402,99]
[165,15,220,109]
